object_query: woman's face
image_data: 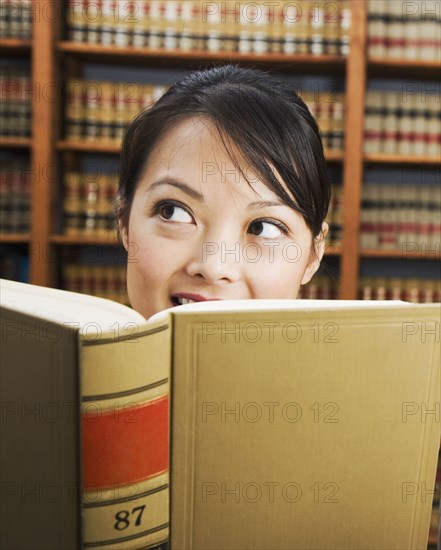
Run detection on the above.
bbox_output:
[120,117,328,319]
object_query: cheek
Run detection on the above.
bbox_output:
[128,241,172,287]
[251,243,310,297]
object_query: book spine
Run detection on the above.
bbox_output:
[429,184,441,248]
[65,79,84,140]
[162,0,179,50]
[297,0,310,54]
[324,1,340,55]
[404,10,420,60]
[82,173,99,233]
[360,184,377,249]
[397,95,413,156]
[382,92,398,155]
[412,94,427,156]
[63,171,83,234]
[426,95,441,157]
[310,1,325,55]
[387,1,404,58]
[418,186,432,248]
[147,0,163,49]
[80,320,171,547]
[339,0,351,56]
[70,0,87,42]
[379,184,398,250]
[364,90,383,154]
[367,0,386,57]
[282,2,300,54]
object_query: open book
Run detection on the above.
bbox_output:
[1,278,439,550]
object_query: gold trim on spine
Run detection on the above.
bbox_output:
[82,385,168,413]
[81,324,170,397]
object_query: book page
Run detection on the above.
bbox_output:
[0,278,146,329]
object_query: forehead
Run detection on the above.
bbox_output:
[141,116,293,203]
[147,117,238,169]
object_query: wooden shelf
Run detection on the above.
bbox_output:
[0,233,30,243]
[56,140,121,154]
[55,139,122,154]
[0,38,32,54]
[51,234,120,246]
[324,244,342,256]
[361,249,440,260]
[368,56,441,79]
[0,137,32,148]
[325,151,343,162]
[365,153,441,165]
[57,41,346,73]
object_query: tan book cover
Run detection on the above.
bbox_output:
[169,300,440,549]
[1,280,439,549]
[1,278,170,549]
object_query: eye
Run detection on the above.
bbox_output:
[248,219,288,238]
[155,201,193,223]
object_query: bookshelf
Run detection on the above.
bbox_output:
[1,0,440,300]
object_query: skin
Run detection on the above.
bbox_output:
[120,117,328,319]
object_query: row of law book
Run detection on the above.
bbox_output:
[0,66,32,138]
[63,170,118,236]
[0,0,32,39]
[368,0,440,61]
[300,275,441,303]
[302,91,344,152]
[64,78,348,150]
[65,79,168,142]
[67,0,351,56]
[298,274,339,300]
[360,183,441,250]
[0,162,31,233]
[63,263,129,305]
[364,91,440,157]
[359,277,440,303]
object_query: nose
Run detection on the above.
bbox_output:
[185,239,242,283]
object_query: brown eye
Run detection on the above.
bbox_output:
[248,219,287,238]
[156,201,193,223]
[249,221,264,235]
[160,204,175,219]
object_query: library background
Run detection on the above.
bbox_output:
[0,0,439,546]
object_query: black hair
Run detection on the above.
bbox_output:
[117,64,331,245]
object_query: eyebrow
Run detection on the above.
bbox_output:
[246,200,285,210]
[147,176,285,210]
[147,177,205,203]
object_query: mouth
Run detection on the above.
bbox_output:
[170,293,221,306]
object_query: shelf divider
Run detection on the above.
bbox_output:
[30,0,60,287]
[339,0,368,300]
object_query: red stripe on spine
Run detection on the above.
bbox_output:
[83,396,168,489]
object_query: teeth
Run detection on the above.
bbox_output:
[180,298,196,305]
[174,296,197,305]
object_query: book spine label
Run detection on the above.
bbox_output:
[82,397,169,547]
[81,324,171,547]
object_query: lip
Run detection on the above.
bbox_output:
[171,292,222,303]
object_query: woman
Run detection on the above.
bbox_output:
[116,64,330,318]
